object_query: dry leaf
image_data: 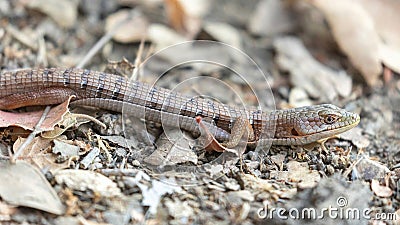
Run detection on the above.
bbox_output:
[371,179,393,197]
[164,0,187,33]
[310,0,382,86]
[55,170,122,198]
[195,116,232,153]
[163,0,203,37]
[0,161,65,215]
[27,0,78,28]
[0,96,72,132]
[203,22,242,49]
[357,0,400,73]
[42,111,105,139]
[105,10,149,43]
[41,112,79,138]
[133,176,182,215]
[270,161,320,189]
[274,36,352,102]
[52,139,79,158]
[248,0,294,36]
[13,137,69,172]
[145,128,197,166]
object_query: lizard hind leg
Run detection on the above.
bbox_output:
[222,116,255,149]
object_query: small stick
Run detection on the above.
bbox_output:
[77,9,139,69]
[12,106,51,162]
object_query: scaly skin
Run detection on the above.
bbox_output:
[0,68,360,146]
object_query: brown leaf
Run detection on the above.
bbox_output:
[13,137,69,172]
[310,0,382,86]
[0,96,72,132]
[164,0,187,33]
[163,0,203,38]
[195,116,230,153]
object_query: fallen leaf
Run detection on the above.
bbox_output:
[195,116,233,153]
[13,137,69,172]
[164,0,187,33]
[147,23,187,50]
[270,161,320,189]
[27,0,78,28]
[203,22,242,49]
[274,36,352,102]
[145,128,198,166]
[41,112,78,138]
[356,0,400,73]
[371,179,392,197]
[0,161,65,215]
[100,135,138,149]
[42,111,105,139]
[52,139,79,158]
[137,178,182,215]
[310,0,382,86]
[0,96,72,132]
[105,9,149,43]
[164,0,203,37]
[54,169,122,198]
[248,0,294,36]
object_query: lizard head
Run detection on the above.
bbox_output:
[274,104,360,145]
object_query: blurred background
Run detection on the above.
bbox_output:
[0,0,399,224]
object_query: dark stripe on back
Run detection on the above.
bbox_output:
[63,68,71,85]
[112,76,123,100]
[208,101,219,123]
[27,69,33,81]
[147,86,159,109]
[80,69,89,89]
[43,68,50,82]
[96,72,106,98]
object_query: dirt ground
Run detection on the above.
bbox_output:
[0,0,399,225]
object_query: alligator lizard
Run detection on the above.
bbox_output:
[0,68,360,146]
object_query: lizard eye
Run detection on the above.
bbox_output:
[324,114,338,124]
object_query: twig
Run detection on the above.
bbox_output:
[12,106,51,162]
[131,37,146,81]
[76,9,140,69]
[73,113,107,129]
[36,36,48,67]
